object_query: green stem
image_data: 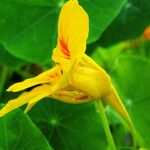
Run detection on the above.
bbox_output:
[0,66,9,97]
[96,100,116,150]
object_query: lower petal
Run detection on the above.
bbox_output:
[0,84,57,117]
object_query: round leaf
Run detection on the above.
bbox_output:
[0,105,53,150]
[29,99,108,150]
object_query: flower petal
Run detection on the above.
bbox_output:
[52,0,89,62]
[58,58,78,89]
[143,25,150,40]
[0,85,57,117]
[7,65,61,92]
[71,66,111,99]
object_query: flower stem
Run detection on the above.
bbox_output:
[96,100,116,150]
[0,66,9,97]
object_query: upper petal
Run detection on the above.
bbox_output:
[52,0,89,63]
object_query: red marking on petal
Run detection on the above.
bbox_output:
[59,39,70,59]
[49,73,59,78]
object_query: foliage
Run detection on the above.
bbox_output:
[0,105,52,150]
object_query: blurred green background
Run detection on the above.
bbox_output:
[0,0,150,150]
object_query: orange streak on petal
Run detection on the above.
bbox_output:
[59,39,71,59]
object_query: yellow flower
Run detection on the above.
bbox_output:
[0,1,135,141]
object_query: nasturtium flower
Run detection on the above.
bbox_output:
[143,26,150,40]
[0,0,135,140]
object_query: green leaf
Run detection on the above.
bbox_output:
[100,0,150,46]
[29,99,108,150]
[0,45,28,69]
[0,105,53,150]
[90,42,126,72]
[0,0,126,64]
[79,0,127,43]
[111,56,150,148]
[142,40,150,59]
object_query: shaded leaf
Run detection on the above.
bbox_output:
[0,105,53,150]
[100,0,150,46]
[0,45,28,69]
[29,99,108,150]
